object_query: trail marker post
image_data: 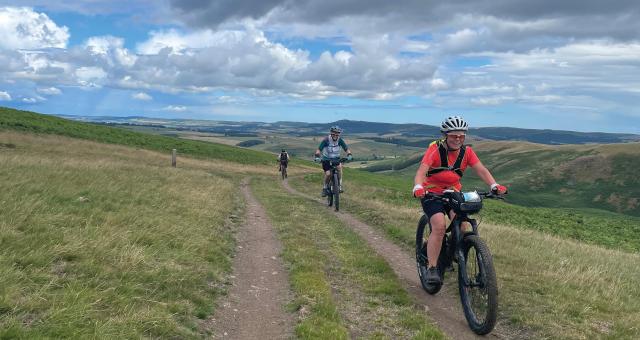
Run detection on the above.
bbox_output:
[172,149,177,167]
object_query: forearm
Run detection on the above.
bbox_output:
[414,163,428,185]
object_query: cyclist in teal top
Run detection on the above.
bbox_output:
[314,126,353,197]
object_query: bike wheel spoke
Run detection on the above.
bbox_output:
[459,236,497,333]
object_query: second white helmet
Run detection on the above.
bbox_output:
[440,115,468,133]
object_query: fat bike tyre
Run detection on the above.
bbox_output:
[458,235,498,335]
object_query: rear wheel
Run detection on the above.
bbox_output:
[415,215,444,294]
[281,167,286,180]
[458,235,498,335]
[332,172,340,211]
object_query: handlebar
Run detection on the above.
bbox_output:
[314,156,353,163]
[423,190,505,201]
[476,191,506,200]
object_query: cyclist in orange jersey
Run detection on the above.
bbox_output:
[413,115,507,285]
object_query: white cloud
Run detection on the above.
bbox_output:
[132,92,152,100]
[75,66,107,87]
[442,28,483,53]
[163,105,187,112]
[0,7,69,50]
[85,36,137,67]
[430,78,449,91]
[37,86,62,95]
[136,29,241,55]
[0,91,11,101]
[22,95,45,103]
[471,96,511,106]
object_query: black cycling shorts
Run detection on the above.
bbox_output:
[321,160,338,172]
[421,197,451,220]
[280,160,288,167]
[322,159,339,171]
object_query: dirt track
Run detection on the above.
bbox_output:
[209,179,294,339]
[282,179,515,340]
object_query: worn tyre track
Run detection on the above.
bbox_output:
[210,179,294,339]
[282,179,510,340]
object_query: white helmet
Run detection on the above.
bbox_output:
[440,115,468,133]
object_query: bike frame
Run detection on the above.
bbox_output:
[324,158,347,186]
[323,158,349,211]
[444,213,480,288]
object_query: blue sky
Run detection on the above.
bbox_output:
[1,1,640,133]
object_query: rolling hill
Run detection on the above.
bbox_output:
[363,140,640,217]
[58,114,640,145]
[2,106,639,339]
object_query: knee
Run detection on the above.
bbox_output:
[430,215,446,236]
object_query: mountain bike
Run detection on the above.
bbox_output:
[280,161,288,180]
[316,157,350,212]
[415,190,503,335]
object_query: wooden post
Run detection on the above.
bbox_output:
[172,149,177,167]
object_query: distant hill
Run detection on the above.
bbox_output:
[57,114,640,145]
[471,126,639,144]
[365,140,640,217]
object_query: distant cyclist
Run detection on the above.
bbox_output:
[412,115,508,285]
[314,126,353,196]
[278,149,290,172]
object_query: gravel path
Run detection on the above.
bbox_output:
[282,179,514,340]
[209,179,294,339]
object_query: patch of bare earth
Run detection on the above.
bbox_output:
[206,179,294,339]
[282,179,529,340]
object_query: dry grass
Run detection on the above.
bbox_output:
[0,131,248,338]
[482,223,640,339]
[288,175,640,339]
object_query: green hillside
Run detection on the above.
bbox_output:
[0,107,274,165]
[0,109,445,338]
[2,107,639,339]
[363,140,640,217]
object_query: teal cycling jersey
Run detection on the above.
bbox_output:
[318,135,348,160]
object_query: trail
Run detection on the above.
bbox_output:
[209,179,294,339]
[282,179,517,340]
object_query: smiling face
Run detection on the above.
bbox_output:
[330,132,340,141]
[445,131,466,150]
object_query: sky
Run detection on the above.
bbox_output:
[1,1,639,133]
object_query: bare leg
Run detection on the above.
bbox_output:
[427,213,447,267]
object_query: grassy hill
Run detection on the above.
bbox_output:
[363,140,640,217]
[0,131,243,337]
[288,171,640,339]
[0,107,274,165]
[0,108,444,338]
[60,114,640,145]
[2,107,639,338]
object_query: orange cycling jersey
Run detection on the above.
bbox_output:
[421,142,479,193]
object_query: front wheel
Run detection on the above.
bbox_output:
[332,172,340,211]
[458,235,498,335]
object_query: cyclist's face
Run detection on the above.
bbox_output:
[331,132,340,140]
[446,132,465,149]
